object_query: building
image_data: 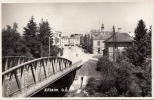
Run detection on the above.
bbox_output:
[69,37,75,46]
[92,31,112,54]
[85,33,94,53]
[60,36,69,47]
[80,22,133,56]
[51,30,61,46]
[80,30,100,53]
[80,28,111,54]
[80,34,84,46]
[80,29,133,57]
[70,34,82,46]
[104,32,133,59]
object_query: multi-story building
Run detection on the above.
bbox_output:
[60,36,69,47]
[80,27,133,56]
[70,34,82,46]
[51,30,61,46]
[60,34,82,47]
[93,31,112,54]
[80,34,84,46]
[80,29,108,53]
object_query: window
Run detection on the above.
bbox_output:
[98,48,100,54]
[97,41,100,46]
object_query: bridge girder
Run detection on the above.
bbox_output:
[2,56,82,97]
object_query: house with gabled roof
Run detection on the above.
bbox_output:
[80,24,133,56]
[92,31,112,54]
[104,32,133,59]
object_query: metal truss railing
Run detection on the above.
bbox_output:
[2,56,74,97]
[2,56,34,72]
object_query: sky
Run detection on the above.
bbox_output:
[2,2,153,36]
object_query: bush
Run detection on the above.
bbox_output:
[59,47,64,56]
[98,75,116,93]
[86,40,151,97]
[96,57,117,74]
[85,75,118,97]
[50,45,63,56]
[86,54,150,97]
[115,61,136,95]
[85,77,98,95]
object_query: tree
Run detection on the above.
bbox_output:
[23,16,40,58]
[124,20,152,96]
[13,37,32,57]
[38,19,52,57]
[126,19,150,66]
[85,20,151,97]
[134,20,147,42]
[2,23,21,56]
[145,26,151,58]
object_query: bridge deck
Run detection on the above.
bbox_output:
[18,60,82,97]
[2,57,82,97]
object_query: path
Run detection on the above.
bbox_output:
[62,46,102,97]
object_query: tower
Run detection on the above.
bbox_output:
[101,23,104,33]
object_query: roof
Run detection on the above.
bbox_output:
[70,34,81,39]
[90,32,100,37]
[73,35,80,39]
[61,36,69,39]
[105,33,133,42]
[94,32,112,40]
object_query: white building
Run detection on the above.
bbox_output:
[51,29,61,46]
[61,36,69,47]
[93,31,112,54]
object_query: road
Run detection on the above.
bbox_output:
[62,46,94,63]
[62,46,101,97]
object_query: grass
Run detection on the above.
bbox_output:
[65,59,102,97]
[79,59,102,78]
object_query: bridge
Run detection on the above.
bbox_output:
[2,56,82,97]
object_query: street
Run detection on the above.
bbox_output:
[62,46,94,63]
[62,46,102,97]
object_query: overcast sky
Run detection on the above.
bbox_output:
[2,2,153,36]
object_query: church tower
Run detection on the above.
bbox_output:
[101,23,104,33]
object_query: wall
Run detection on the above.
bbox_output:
[93,40,105,54]
[61,38,69,46]
[104,42,132,59]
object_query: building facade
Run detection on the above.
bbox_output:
[60,34,82,47]
[69,38,75,46]
[80,28,133,57]
[104,33,133,59]
[70,34,81,46]
[52,30,61,46]
[60,36,69,47]
[92,31,112,54]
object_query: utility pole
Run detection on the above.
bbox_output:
[99,21,100,32]
[112,27,121,61]
[41,44,42,57]
[49,36,50,57]
[113,26,115,62]
[116,28,121,53]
